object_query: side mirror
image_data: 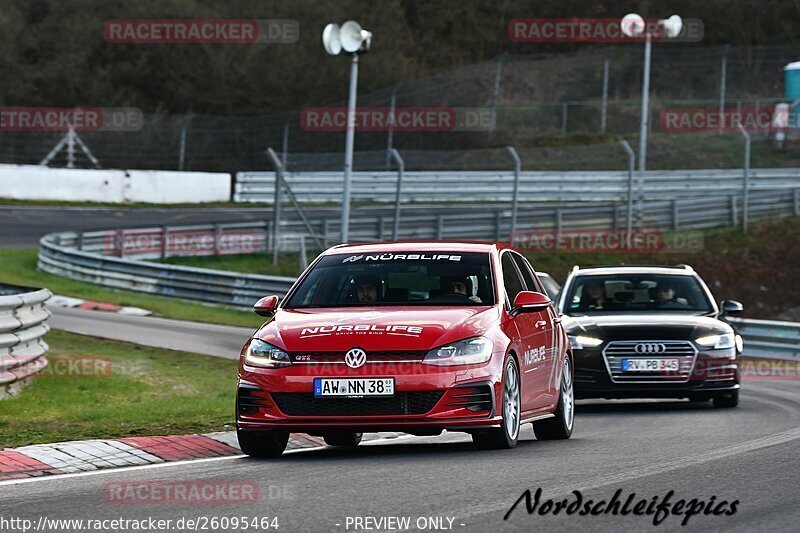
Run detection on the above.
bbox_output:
[254,295,279,317]
[721,300,743,316]
[512,291,552,315]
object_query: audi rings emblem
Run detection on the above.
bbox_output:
[634,343,667,354]
[344,348,367,369]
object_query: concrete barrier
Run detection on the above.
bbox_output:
[0,164,230,204]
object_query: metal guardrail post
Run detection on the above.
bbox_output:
[506,146,521,243]
[555,209,563,241]
[436,215,444,240]
[618,140,636,240]
[178,113,193,171]
[561,103,568,135]
[729,196,738,226]
[601,54,609,134]
[495,211,503,242]
[213,223,221,255]
[738,124,751,234]
[378,216,385,240]
[389,148,405,240]
[323,219,331,248]
[160,226,168,259]
[298,235,308,272]
[116,229,124,258]
[672,200,679,231]
[795,189,800,216]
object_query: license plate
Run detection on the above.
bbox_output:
[313,378,395,397]
[621,359,680,372]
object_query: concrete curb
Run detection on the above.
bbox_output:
[0,431,405,480]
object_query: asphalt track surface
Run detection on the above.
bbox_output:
[2,380,799,533]
[48,306,252,359]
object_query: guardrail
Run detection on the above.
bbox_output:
[729,317,800,359]
[0,285,51,399]
[235,168,800,204]
[37,188,800,308]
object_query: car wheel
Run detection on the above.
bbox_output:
[237,429,289,458]
[533,356,574,440]
[473,356,520,450]
[323,432,363,447]
[712,390,739,408]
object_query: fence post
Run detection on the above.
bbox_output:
[561,103,568,135]
[298,235,308,272]
[213,223,221,256]
[389,148,405,240]
[178,114,193,171]
[323,219,331,247]
[378,216,385,240]
[77,231,84,251]
[495,211,503,242]
[730,195,738,226]
[506,146,521,242]
[601,54,610,133]
[672,200,679,231]
[386,85,398,169]
[738,124,751,233]
[612,206,619,230]
[618,140,636,239]
[718,46,728,135]
[488,53,506,140]
[116,229,124,258]
[160,226,168,259]
[436,215,444,240]
[265,148,284,265]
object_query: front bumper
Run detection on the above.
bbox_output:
[573,347,740,399]
[236,361,503,433]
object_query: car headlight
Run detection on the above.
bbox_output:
[244,339,292,368]
[695,333,735,350]
[422,337,493,366]
[568,335,604,350]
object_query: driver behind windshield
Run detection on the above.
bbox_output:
[441,275,482,303]
[351,274,381,303]
[655,281,689,307]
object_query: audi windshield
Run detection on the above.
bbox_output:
[284,252,495,307]
[562,274,714,315]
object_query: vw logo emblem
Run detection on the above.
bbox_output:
[344,348,367,369]
[634,343,667,354]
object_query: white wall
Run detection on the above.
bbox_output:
[0,164,230,203]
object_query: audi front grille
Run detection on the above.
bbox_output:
[602,340,698,383]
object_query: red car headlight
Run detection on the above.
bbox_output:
[244,339,292,368]
[422,336,493,366]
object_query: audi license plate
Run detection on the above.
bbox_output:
[313,378,395,397]
[622,359,680,372]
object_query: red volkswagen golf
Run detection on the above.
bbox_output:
[237,242,573,456]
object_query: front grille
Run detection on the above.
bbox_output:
[603,340,698,383]
[271,391,444,416]
[443,385,493,412]
[289,351,426,364]
[238,387,272,416]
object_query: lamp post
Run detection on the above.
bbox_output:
[322,21,372,244]
[621,13,682,204]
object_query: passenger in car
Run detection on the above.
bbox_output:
[579,280,621,310]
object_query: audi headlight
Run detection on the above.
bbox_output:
[695,333,735,350]
[568,335,603,350]
[422,337,493,366]
[244,339,291,368]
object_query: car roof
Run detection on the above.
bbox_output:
[570,266,697,277]
[324,241,510,255]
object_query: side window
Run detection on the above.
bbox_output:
[512,253,543,293]
[501,253,525,306]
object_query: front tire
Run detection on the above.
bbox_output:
[237,429,289,457]
[533,356,574,440]
[473,356,520,450]
[323,432,363,447]
[713,389,739,408]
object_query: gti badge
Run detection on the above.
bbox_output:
[634,343,667,354]
[344,348,367,369]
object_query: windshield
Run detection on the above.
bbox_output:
[562,274,713,315]
[284,251,495,308]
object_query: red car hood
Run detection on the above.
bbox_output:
[256,306,501,352]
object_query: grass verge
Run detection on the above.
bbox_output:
[0,330,236,448]
[0,248,262,328]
